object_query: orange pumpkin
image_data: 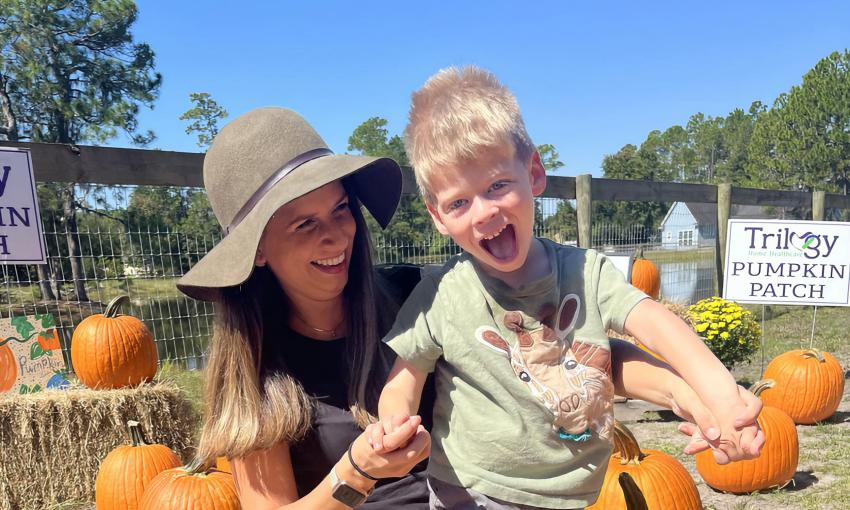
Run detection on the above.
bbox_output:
[215,456,231,474]
[140,459,240,510]
[0,343,17,392]
[631,248,660,300]
[71,295,158,389]
[695,381,798,493]
[95,420,182,510]
[588,421,701,510]
[759,348,844,424]
[37,329,62,351]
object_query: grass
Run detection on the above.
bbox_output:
[1,276,183,304]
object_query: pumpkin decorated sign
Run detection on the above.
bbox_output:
[0,313,69,394]
[71,295,158,389]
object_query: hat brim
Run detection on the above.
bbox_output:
[177,154,401,301]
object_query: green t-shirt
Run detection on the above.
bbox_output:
[384,239,648,509]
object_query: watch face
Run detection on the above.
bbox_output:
[332,483,367,507]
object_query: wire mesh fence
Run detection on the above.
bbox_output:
[2,188,720,373]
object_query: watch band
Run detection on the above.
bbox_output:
[329,464,372,508]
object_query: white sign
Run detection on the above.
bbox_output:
[0,148,46,264]
[724,219,850,306]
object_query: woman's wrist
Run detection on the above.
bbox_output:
[335,444,377,494]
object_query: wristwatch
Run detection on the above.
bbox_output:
[329,464,372,508]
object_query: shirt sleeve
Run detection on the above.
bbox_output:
[382,274,443,374]
[593,252,649,333]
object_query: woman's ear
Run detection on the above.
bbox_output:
[254,246,267,267]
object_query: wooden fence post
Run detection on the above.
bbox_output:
[812,190,826,221]
[576,174,592,249]
[715,183,732,296]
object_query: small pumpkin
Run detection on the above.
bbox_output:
[95,420,182,510]
[588,421,701,510]
[140,458,240,510]
[631,247,660,300]
[759,348,844,424]
[0,343,17,392]
[71,295,158,389]
[695,381,798,493]
[215,456,232,474]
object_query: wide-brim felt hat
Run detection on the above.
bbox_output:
[177,107,402,302]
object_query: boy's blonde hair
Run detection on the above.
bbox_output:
[404,65,536,203]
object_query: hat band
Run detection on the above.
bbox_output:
[225,147,334,234]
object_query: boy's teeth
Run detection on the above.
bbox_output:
[314,253,345,266]
[483,224,507,240]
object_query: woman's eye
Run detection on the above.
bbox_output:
[334,201,349,213]
[295,219,315,231]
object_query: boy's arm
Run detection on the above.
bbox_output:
[609,339,764,455]
[623,299,763,463]
[372,357,429,452]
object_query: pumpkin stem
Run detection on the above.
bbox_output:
[749,379,776,397]
[618,472,649,510]
[185,456,215,476]
[104,295,130,318]
[612,420,646,465]
[127,420,150,447]
[801,348,825,362]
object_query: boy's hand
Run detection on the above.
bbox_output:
[672,384,765,462]
[367,414,422,453]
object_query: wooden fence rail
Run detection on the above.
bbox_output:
[5,141,850,294]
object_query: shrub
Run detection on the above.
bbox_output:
[688,297,761,369]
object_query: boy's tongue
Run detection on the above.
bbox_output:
[482,224,517,260]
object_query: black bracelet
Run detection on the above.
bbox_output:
[347,442,379,481]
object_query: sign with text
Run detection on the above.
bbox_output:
[724,219,850,306]
[0,314,70,394]
[0,148,46,264]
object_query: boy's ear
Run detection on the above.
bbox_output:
[529,151,547,197]
[426,202,451,236]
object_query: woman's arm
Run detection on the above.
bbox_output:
[232,427,430,510]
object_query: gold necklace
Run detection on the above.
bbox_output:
[291,311,345,337]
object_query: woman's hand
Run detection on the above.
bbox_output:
[350,414,430,479]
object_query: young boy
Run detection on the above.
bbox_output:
[375,66,762,509]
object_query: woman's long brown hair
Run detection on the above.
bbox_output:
[197,180,398,463]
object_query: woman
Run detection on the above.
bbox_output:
[177,108,761,509]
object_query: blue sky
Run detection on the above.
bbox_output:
[127,1,849,177]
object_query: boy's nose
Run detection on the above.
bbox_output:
[472,196,498,225]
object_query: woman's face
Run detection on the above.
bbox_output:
[255,181,356,306]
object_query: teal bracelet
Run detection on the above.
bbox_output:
[347,443,379,481]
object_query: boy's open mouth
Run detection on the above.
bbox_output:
[480,224,518,261]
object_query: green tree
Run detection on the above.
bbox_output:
[747,50,850,194]
[179,92,228,148]
[347,117,436,262]
[596,143,667,236]
[0,0,160,300]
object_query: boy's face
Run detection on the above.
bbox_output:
[426,145,546,281]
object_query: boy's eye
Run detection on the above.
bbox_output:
[489,180,509,192]
[447,199,467,211]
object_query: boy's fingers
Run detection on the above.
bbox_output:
[382,416,422,451]
[734,386,764,428]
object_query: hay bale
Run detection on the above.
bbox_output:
[0,382,196,510]
[608,300,694,345]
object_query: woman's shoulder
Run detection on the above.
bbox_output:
[374,263,424,305]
